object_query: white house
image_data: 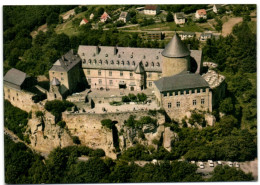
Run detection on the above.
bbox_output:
[144,5,160,15]
[179,32,196,40]
[213,4,222,13]
[195,9,207,19]
[89,13,94,20]
[100,12,111,22]
[118,11,130,23]
[174,12,185,24]
[80,18,89,26]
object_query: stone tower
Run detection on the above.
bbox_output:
[161,33,190,77]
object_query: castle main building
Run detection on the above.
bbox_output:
[47,33,221,120]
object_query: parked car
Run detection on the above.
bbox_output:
[208,160,214,167]
[198,162,205,169]
[217,161,222,165]
[228,161,233,167]
[234,162,240,168]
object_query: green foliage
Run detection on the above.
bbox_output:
[57,121,66,128]
[4,100,28,140]
[72,136,81,144]
[46,12,59,26]
[166,12,173,22]
[124,115,157,129]
[137,93,147,102]
[44,100,74,122]
[188,112,206,127]
[35,111,44,117]
[219,97,234,114]
[208,165,253,181]
[101,119,115,129]
[122,93,147,103]
[122,95,130,102]
[214,18,223,32]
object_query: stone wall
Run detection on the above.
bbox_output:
[162,55,190,77]
[4,85,40,112]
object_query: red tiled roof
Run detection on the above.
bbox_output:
[101,12,110,19]
[196,9,207,15]
[145,5,158,10]
[83,18,89,23]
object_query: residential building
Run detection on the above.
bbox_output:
[144,5,160,15]
[174,12,186,24]
[100,12,111,22]
[179,32,196,40]
[80,18,89,25]
[195,9,207,19]
[118,11,130,23]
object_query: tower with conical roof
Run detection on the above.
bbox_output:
[161,32,190,77]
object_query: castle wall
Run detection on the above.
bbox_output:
[161,87,212,121]
[146,72,161,89]
[162,56,190,77]
[4,85,39,112]
[62,110,165,159]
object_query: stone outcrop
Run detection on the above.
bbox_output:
[28,111,73,154]
[163,127,178,152]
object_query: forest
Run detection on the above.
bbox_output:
[4,5,257,183]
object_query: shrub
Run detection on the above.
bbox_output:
[128,93,137,101]
[57,121,66,128]
[122,96,130,102]
[35,111,44,117]
[101,119,115,129]
[72,136,81,144]
[137,93,147,102]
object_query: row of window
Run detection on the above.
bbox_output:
[167,99,205,108]
[52,72,63,75]
[83,59,160,67]
[163,88,206,97]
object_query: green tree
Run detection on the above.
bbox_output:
[166,12,173,22]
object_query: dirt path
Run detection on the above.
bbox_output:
[30,24,48,38]
[221,17,243,36]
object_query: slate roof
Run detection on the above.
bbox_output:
[51,77,60,86]
[4,68,28,87]
[179,32,195,36]
[175,12,185,19]
[162,33,190,58]
[78,45,202,73]
[154,72,209,92]
[200,32,213,37]
[50,50,81,72]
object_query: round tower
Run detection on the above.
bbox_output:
[161,33,190,77]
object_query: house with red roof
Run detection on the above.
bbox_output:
[144,5,160,15]
[195,9,207,19]
[100,12,111,22]
[80,18,89,25]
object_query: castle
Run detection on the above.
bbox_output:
[4,33,225,121]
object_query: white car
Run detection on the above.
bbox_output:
[198,162,205,169]
[234,162,240,168]
[208,160,214,167]
[217,161,222,165]
[228,161,233,167]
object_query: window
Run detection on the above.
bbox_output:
[163,92,167,97]
[197,88,201,93]
[99,79,102,85]
[88,79,91,83]
[16,93,18,96]
[176,101,180,107]
[175,91,178,96]
[82,53,85,56]
[168,103,172,108]
[109,71,112,76]
[201,99,205,104]
[61,77,64,81]
[180,91,184,95]
[148,73,152,77]
[109,80,113,85]
[52,72,55,74]
[130,72,133,77]
[186,90,189,94]
[8,89,10,93]
[158,73,161,78]
[192,89,195,94]
[120,71,123,76]
[169,92,173,96]
[203,88,206,92]
[193,100,197,105]
[8,95,10,99]
[98,70,101,76]
[149,82,152,87]
[61,73,63,75]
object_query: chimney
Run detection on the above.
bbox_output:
[114,45,118,55]
[96,46,100,54]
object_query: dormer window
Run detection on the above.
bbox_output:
[121,61,124,65]
[82,53,85,56]
[127,61,130,65]
[118,54,121,58]
[145,62,148,67]
[130,55,133,58]
[83,59,86,64]
[105,54,108,57]
[156,56,159,59]
[105,60,108,64]
[132,61,135,66]
[93,53,96,57]
[116,60,120,65]
[151,62,154,67]
[99,60,102,64]
[143,55,146,59]
[111,60,114,64]
[88,59,91,64]
[94,59,97,64]
[157,62,160,67]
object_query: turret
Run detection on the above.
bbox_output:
[161,32,190,77]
